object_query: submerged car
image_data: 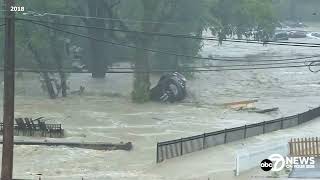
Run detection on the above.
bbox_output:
[150,72,187,103]
[273,31,289,41]
[288,31,307,38]
[311,32,320,38]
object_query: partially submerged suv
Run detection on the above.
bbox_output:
[150,72,187,103]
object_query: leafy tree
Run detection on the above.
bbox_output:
[273,0,320,22]
[113,0,214,102]
[74,0,129,78]
[16,0,71,98]
[10,0,277,102]
[211,0,276,41]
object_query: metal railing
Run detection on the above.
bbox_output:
[0,123,64,138]
[156,106,320,163]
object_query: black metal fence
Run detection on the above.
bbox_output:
[156,106,320,163]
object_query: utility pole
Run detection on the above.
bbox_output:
[1,0,15,179]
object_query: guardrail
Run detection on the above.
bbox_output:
[156,106,320,163]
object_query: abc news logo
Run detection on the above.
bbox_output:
[260,159,273,171]
[260,154,315,172]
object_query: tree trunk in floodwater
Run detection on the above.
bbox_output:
[59,72,67,97]
[49,25,67,97]
[42,73,57,99]
[88,0,106,79]
[131,0,158,102]
[27,43,57,99]
[131,40,151,103]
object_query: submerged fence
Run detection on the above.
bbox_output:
[289,137,320,157]
[156,106,320,163]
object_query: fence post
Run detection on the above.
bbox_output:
[156,142,159,163]
[297,138,301,156]
[305,137,308,156]
[59,124,62,137]
[224,129,227,143]
[298,113,302,124]
[235,154,240,176]
[203,133,206,149]
[263,121,266,134]
[316,137,319,157]
[280,119,284,129]
[180,138,183,156]
[244,125,247,139]
[289,139,292,156]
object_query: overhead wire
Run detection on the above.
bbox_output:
[15,17,320,48]
[9,59,314,72]
[308,61,320,73]
[106,60,320,70]
[19,11,188,25]
[1,64,318,74]
[16,20,320,65]
[12,11,320,73]
[6,58,316,72]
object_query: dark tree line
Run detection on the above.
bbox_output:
[7,0,276,102]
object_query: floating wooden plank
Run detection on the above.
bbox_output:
[0,140,133,151]
[223,100,258,106]
[223,100,258,110]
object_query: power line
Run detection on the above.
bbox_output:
[307,61,320,73]
[16,16,195,34]
[20,20,320,64]
[18,17,290,61]
[8,55,317,73]
[19,60,312,72]
[15,9,320,47]
[112,54,318,60]
[16,17,320,48]
[107,60,318,69]
[9,59,316,72]
[218,38,320,48]
[0,64,313,74]
[19,11,187,25]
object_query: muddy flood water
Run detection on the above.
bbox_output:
[1,25,320,179]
